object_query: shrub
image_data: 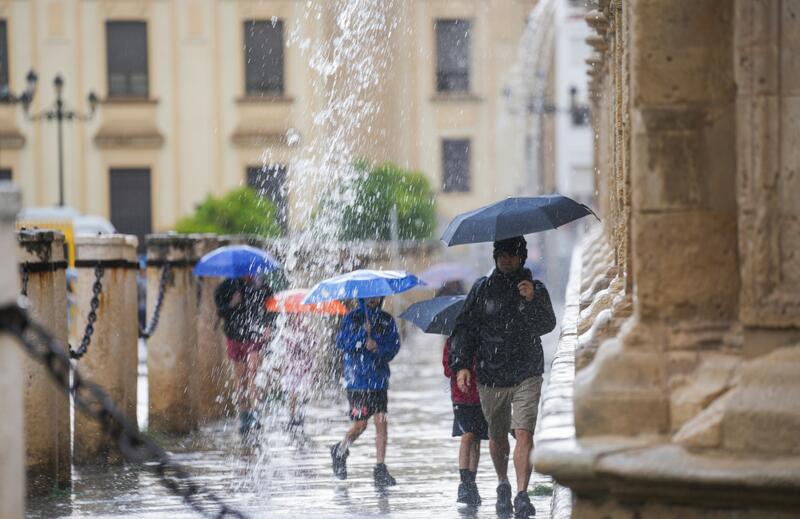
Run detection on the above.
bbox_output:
[175,187,282,237]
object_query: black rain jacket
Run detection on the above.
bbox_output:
[213,278,275,342]
[449,267,556,387]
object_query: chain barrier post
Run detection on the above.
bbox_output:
[146,234,199,434]
[0,185,24,518]
[192,234,232,422]
[73,235,139,463]
[16,228,71,495]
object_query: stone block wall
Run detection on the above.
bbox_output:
[535,0,800,516]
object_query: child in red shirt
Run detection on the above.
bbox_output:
[443,338,488,506]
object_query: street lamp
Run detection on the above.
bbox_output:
[21,72,99,207]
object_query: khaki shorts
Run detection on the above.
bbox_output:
[478,376,543,438]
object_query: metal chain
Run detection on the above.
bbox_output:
[70,265,104,360]
[0,303,248,519]
[20,269,29,297]
[140,264,170,339]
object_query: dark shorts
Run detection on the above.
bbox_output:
[452,404,489,440]
[347,390,388,421]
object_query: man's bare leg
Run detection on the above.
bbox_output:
[459,432,475,469]
[341,419,368,452]
[513,429,533,493]
[489,434,510,481]
[469,438,481,473]
[374,413,387,464]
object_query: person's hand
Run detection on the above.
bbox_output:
[365,337,378,351]
[518,280,535,302]
[229,291,242,307]
[457,369,472,393]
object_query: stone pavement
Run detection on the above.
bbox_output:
[28,328,558,518]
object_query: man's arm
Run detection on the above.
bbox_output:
[523,280,557,336]
[336,313,366,354]
[373,317,401,363]
[448,278,484,374]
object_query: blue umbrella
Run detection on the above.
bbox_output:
[193,245,281,278]
[441,194,599,246]
[399,295,465,336]
[301,269,425,305]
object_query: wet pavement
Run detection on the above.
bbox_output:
[27,327,557,519]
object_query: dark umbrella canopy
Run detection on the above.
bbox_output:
[399,295,465,336]
[441,195,598,246]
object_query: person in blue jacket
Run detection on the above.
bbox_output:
[330,296,401,487]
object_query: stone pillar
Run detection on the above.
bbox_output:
[145,234,198,434]
[192,234,232,422]
[72,235,139,463]
[17,229,71,494]
[0,186,24,518]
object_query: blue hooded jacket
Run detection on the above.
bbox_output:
[336,305,401,391]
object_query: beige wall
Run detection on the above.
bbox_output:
[1,0,536,235]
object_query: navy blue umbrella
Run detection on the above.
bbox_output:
[441,194,598,246]
[399,295,466,336]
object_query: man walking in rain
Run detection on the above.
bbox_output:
[330,296,401,487]
[449,236,556,517]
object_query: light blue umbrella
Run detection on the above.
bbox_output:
[301,269,425,305]
[193,245,281,278]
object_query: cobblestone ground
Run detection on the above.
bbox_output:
[28,326,558,519]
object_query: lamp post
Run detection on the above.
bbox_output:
[22,73,98,207]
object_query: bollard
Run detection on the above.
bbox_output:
[72,235,139,463]
[192,234,234,422]
[146,234,198,434]
[122,235,141,426]
[17,228,71,495]
[0,186,25,518]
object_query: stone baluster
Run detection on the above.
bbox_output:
[72,235,139,463]
[145,234,198,434]
[0,186,24,517]
[17,229,71,494]
[192,234,233,422]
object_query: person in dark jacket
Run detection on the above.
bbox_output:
[214,276,274,436]
[449,236,556,518]
[330,297,401,487]
[443,338,487,506]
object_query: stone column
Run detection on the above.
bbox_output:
[0,186,24,518]
[17,229,71,494]
[192,234,232,422]
[145,234,198,434]
[72,235,139,463]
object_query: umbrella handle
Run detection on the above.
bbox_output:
[359,299,372,335]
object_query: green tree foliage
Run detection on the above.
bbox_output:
[175,187,282,237]
[339,162,436,241]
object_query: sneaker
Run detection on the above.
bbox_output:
[467,481,482,506]
[238,411,261,437]
[513,491,536,518]
[373,463,397,487]
[330,442,349,480]
[457,481,470,504]
[496,481,513,515]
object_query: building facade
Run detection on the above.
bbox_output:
[0,0,537,246]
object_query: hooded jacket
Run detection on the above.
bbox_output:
[336,306,401,391]
[449,267,556,387]
[214,278,274,343]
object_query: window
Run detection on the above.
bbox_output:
[442,139,470,192]
[247,165,288,234]
[0,21,8,94]
[109,168,151,250]
[106,21,149,98]
[435,19,471,93]
[0,168,11,181]
[244,20,284,96]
